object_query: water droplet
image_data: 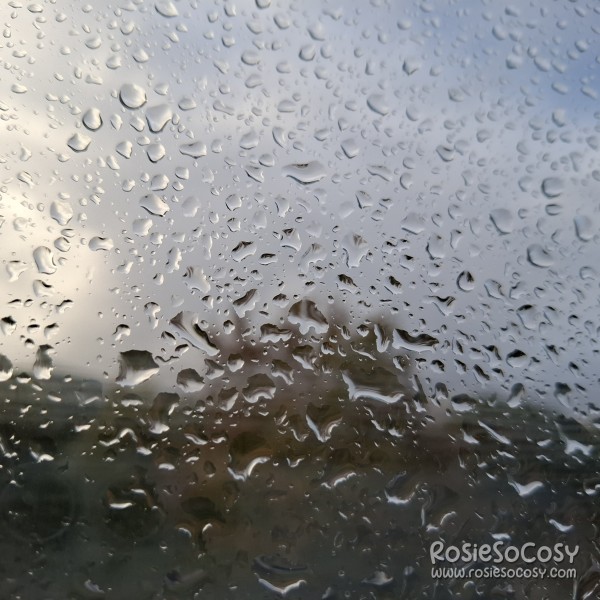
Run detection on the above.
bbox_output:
[0,354,13,382]
[180,141,207,158]
[457,271,475,292]
[366,94,390,116]
[343,366,406,404]
[510,480,545,498]
[489,208,514,234]
[33,246,56,274]
[233,288,258,317]
[299,44,316,61]
[541,177,564,198]
[506,349,528,368]
[82,108,102,130]
[254,555,307,596]
[229,431,271,480]
[526,244,554,268]
[170,312,219,355]
[507,383,525,408]
[574,215,593,241]
[240,129,259,149]
[243,373,276,404]
[342,233,369,267]
[116,350,160,386]
[119,83,147,109]
[146,143,165,163]
[341,138,359,158]
[554,383,572,409]
[67,133,91,152]
[403,57,421,74]
[183,267,210,293]
[50,200,73,225]
[305,402,342,442]
[33,345,54,379]
[436,145,455,162]
[145,104,172,133]
[140,193,169,216]
[89,237,114,251]
[104,481,164,538]
[155,1,178,17]
[392,329,438,352]
[283,161,326,184]
[288,300,328,334]
[231,241,256,262]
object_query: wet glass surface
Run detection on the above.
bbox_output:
[1,0,599,598]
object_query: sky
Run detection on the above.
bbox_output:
[1,0,599,418]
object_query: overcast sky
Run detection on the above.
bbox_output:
[1,0,599,416]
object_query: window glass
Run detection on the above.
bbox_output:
[1,1,599,597]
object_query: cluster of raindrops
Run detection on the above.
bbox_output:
[0,0,596,411]
[0,0,599,598]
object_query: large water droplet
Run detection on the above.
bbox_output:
[67,133,91,152]
[229,431,271,480]
[489,208,514,234]
[33,345,54,380]
[283,161,326,184]
[392,329,439,352]
[155,0,178,17]
[50,200,73,225]
[140,193,169,216]
[343,366,406,404]
[116,350,160,386]
[145,104,173,133]
[288,300,328,334]
[366,94,390,116]
[33,246,56,274]
[457,271,475,292]
[541,177,564,198]
[170,312,219,355]
[0,354,14,382]
[526,244,554,268]
[574,215,593,241]
[119,83,147,109]
[82,108,102,130]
